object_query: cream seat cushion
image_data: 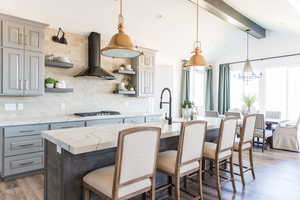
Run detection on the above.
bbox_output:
[203,142,231,160]
[233,138,251,151]
[157,150,199,175]
[83,165,151,198]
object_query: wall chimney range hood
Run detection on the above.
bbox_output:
[74,32,116,80]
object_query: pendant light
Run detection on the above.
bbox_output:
[185,0,208,70]
[237,31,262,83]
[101,0,142,58]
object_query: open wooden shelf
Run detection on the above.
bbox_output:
[113,69,136,75]
[113,90,136,95]
[45,88,74,93]
[45,60,74,68]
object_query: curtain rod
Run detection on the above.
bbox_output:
[223,53,300,65]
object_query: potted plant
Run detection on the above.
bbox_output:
[45,77,57,88]
[243,95,256,113]
[126,83,135,91]
[182,100,193,120]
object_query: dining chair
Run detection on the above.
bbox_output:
[83,127,161,200]
[205,111,219,118]
[224,112,241,119]
[253,114,268,152]
[156,120,207,200]
[203,117,238,200]
[273,116,300,152]
[233,114,256,186]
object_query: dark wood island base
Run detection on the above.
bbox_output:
[44,129,219,200]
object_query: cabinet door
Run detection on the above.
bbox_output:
[3,20,24,49]
[2,48,24,96]
[24,51,44,96]
[0,48,2,95]
[25,26,44,52]
[138,67,154,97]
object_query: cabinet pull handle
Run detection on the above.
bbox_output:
[20,130,35,133]
[18,161,35,166]
[61,126,76,129]
[17,143,35,148]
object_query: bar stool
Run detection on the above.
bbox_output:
[156,120,207,200]
[233,114,256,186]
[82,127,161,200]
[203,117,238,200]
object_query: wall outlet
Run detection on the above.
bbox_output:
[5,104,17,111]
[17,103,24,111]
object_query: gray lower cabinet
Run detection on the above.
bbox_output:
[4,152,44,177]
[86,118,123,127]
[5,135,44,156]
[124,116,145,124]
[50,121,85,130]
[4,124,49,138]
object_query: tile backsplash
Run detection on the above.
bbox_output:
[0,28,155,120]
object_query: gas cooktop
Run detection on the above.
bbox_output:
[74,111,121,117]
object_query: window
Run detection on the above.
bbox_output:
[190,71,206,114]
[229,61,300,121]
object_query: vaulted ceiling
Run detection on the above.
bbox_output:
[1,0,298,64]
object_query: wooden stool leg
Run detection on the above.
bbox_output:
[215,160,222,200]
[183,176,188,190]
[249,148,256,180]
[167,176,172,196]
[229,157,236,193]
[83,186,90,200]
[198,161,204,200]
[175,176,181,200]
[238,151,246,186]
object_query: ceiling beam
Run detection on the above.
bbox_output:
[189,0,266,39]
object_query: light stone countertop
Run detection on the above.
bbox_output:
[42,117,221,155]
[0,112,161,127]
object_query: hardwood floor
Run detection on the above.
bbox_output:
[0,148,299,200]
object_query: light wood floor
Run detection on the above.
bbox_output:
[0,148,299,200]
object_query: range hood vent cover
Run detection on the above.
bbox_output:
[74,32,116,80]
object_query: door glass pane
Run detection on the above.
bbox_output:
[287,67,300,121]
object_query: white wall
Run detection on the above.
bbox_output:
[212,30,300,111]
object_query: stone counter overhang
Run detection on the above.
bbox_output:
[42,118,222,155]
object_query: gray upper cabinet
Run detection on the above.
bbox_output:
[24,51,44,95]
[0,13,48,96]
[2,20,24,50]
[2,48,24,96]
[25,25,44,52]
[132,47,156,97]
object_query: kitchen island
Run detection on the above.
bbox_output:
[42,118,222,200]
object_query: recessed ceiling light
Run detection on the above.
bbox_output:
[288,0,300,13]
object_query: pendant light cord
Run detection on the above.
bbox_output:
[247,31,249,60]
[196,0,199,43]
[119,0,124,24]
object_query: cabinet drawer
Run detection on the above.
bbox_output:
[4,124,49,138]
[5,135,44,156]
[4,152,44,176]
[124,117,145,124]
[86,118,123,127]
[145,115,161,123]
[50,121,85,130]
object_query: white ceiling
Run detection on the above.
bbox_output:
[225,0,300,34]
[0,0,298,64]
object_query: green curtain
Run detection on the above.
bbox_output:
[218,64,230,114]
[181,70,190,104]
[205,68,214,111]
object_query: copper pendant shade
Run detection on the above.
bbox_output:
[101,0,142,58]
[186,0,208,68]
